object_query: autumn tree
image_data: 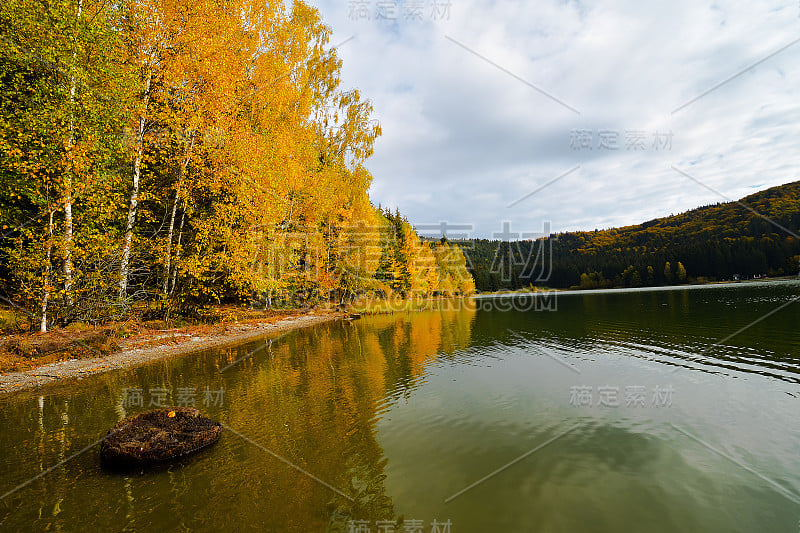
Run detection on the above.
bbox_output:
[1,0,131,329]
[0,0,476,325]
[676,261,687,282]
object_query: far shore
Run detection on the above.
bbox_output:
[474,275,799,297]
[0,311,343,397]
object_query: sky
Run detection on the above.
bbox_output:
[312,0,800,239]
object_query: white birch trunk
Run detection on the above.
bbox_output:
[119,68,152,298]
[63,0,83,307]
[163,133,194,294]
[40,210,54,333]
[169,210,185,295]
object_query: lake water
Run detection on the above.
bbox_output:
[1,281,799,532]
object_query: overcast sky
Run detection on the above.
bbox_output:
[313,0,800,239]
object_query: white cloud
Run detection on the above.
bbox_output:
[314,0,800,237]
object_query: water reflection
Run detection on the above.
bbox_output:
[1,282,799,532]
[473,281,800,383]
[0,308,476,531]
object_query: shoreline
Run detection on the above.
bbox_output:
[0,311,342,396]
[3,277,795,396]
[473,275,799,297]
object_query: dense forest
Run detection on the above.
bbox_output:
[0,0,474,332]
[462,182,800,291]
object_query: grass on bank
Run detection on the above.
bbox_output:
[0,305,319,375]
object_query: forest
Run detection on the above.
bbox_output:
[463,181,800,291]
[0,0,474,332]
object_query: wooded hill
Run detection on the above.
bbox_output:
[461,181,800,291]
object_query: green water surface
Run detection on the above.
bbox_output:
[1,281,799,532]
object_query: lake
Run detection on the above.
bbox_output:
[1,281,799,532]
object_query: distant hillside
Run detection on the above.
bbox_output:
[461,181,800,291]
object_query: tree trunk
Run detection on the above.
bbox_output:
[163,133,194,295]
[119,68,152,298]
[40,210,54,333]
[63,0,84,308]
[163,192,179,295]
[169,210,185,295]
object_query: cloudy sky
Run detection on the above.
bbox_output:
[313,0,800,239]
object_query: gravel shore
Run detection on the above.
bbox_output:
[0,312,341,396]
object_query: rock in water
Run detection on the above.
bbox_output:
[100,407,221,468]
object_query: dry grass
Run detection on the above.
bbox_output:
[0,306,310,375]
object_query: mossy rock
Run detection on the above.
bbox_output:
[100,407,221,468]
